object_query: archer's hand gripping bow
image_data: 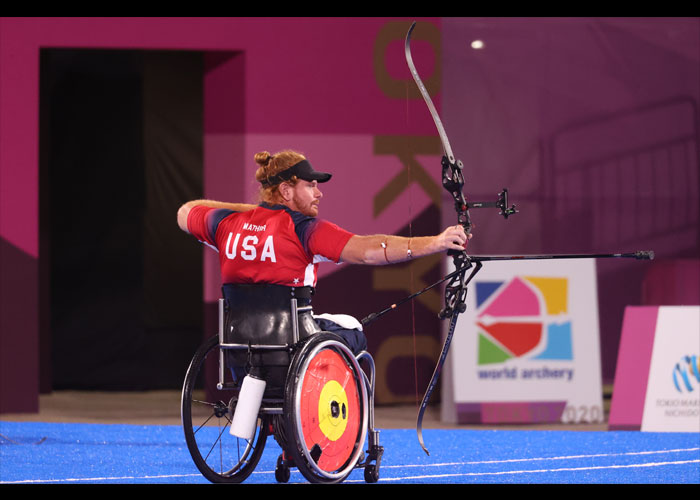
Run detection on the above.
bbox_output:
[361,22,652,456]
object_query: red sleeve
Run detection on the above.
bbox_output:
[306,220,354,263]
[187,205,235,247]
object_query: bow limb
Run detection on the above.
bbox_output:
[415,254,481,455]
[416,308,459,456]
[405,22,455,164]
[405,21,473,238]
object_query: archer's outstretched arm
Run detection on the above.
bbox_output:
[340,225,468,265]
[177,199,257,233]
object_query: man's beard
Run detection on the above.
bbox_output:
[293,196,318,217]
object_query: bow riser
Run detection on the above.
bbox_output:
[441,157,473,237]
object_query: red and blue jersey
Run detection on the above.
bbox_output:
[187,203,354,287]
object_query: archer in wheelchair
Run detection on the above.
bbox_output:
[177,150,468,483]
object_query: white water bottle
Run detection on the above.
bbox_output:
[229,374,266,440]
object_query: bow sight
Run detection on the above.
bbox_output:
[467,188,517,219]
[442,156,517,235]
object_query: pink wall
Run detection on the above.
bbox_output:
[0,17,442,411]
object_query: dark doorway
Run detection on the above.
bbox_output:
[39,49,204,391]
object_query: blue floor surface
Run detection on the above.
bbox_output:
[1,421,698,484]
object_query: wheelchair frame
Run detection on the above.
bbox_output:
[181,296,384,484]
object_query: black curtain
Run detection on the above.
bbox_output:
[41,49,203,390]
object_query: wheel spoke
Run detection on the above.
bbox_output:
[202,421,229,464]
[193,412,216,435]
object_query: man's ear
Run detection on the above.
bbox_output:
[278,182,292,202]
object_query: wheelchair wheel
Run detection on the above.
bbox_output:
[181,335,268,483]
[283,333,368,484]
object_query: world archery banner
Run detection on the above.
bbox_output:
[442,259,603,424]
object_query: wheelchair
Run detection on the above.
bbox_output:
[181,284,384,484]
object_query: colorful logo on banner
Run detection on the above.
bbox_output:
[672,355,700,393]
[475,277,572,365]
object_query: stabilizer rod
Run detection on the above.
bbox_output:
[360,250,654,326]
[469,250,655,262]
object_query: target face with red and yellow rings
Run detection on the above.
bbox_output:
[298,347,361,472]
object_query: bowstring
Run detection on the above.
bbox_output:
[405,80,419,408]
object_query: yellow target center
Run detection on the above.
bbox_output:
[318,380,349,441]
